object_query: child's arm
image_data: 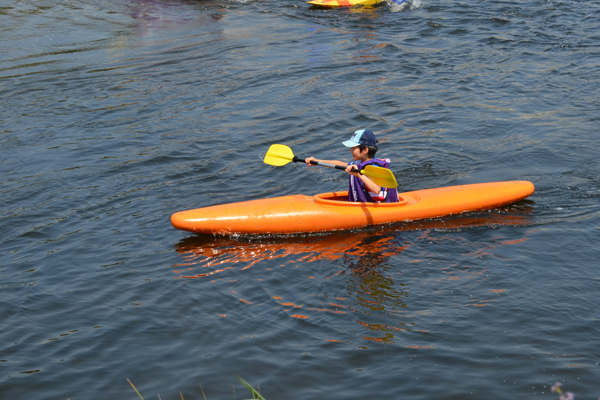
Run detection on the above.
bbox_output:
[346,165,382,194]
[304,157,347,167]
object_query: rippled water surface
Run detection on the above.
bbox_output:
[2,0,600,398]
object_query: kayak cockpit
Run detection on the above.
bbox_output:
[313,191,409,206]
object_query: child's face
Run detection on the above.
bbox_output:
[350,146,368,161]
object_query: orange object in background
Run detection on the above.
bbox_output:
[171,181,535,235]
[307,0,385,8]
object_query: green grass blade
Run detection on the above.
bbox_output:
[127,379,145,400]
[199,383,207,400]
[234,375,266,400]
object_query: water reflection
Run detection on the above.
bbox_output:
[121,0,225,40]
[126,0,222,23]
[173,228,403,278]
[174,209,533,346]
[173,209,533,278]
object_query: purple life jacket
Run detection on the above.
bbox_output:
[347,159,400,203]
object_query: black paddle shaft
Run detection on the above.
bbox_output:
[292,156,354,172]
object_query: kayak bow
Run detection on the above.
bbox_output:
[171,181,535,235]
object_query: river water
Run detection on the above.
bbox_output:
[2,0,600,399]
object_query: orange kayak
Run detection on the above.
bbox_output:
[171,181,534,235]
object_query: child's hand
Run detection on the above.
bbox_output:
[305,157,317,166]
[345,164,360,176]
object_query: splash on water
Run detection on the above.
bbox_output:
[386,0,407,13]
[387,0,422,12]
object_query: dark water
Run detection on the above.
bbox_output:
[2,0,600,398]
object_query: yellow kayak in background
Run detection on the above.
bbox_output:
[307,0,382,7]
[307,0,406,8]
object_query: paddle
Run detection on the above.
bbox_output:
[264,144,398,189]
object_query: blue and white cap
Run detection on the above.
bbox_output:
[342,129,378,147]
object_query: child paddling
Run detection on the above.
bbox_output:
[305,129,399,203]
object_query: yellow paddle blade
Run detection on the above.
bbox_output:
[264,144,295,166]
[363,165,399,189]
